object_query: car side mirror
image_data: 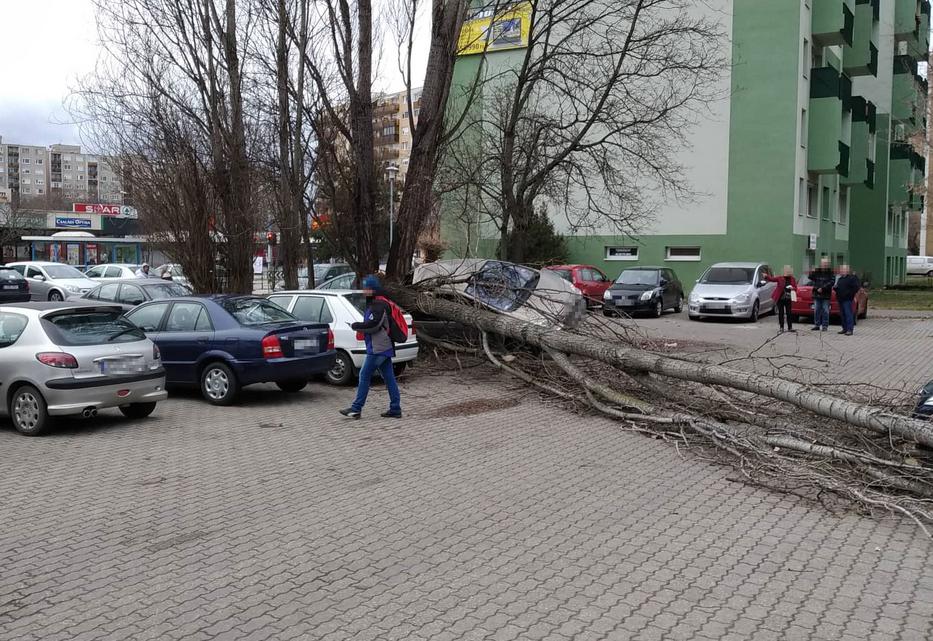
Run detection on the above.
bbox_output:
[660,278,669,286]
[759,280,768,288]
[32,275,45,282]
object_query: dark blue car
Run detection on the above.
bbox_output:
[125,295,336,405]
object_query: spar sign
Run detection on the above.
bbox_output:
[72,203,138,219]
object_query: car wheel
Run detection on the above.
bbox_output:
[48,290,64,302]
[927,270,933,277]
[325,351,355,386]
[652,300,663,318]
[119,402,157,419]
[200,362,239,405]
[10,385,50,436]
[749,301,760,322]
[393,362,408,377]
[674,296,684,313]
[602,308,615,317]
[276,380,307,393]
[688,314,700,321]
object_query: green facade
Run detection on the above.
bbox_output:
[440,0,928,287]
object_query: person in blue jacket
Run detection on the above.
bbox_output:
[339,275,402,420]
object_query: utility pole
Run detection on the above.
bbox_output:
[386,164,399,249]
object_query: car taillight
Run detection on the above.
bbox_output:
[409,322,416,335]
[356,331,365,342]
[153,344,161,361]
[36,352,78,369]
[262,334,284,359]
[327,329,335,351]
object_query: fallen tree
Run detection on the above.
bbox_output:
[393,284,933,535]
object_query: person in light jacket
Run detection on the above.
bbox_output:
[339,275,402,420]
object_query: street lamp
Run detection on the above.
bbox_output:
[386,164,399,248]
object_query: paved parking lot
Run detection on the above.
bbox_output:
[1,313,932,641]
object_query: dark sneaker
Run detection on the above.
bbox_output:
[821,327,828,331]
[778,328,785,334]
[788,328,797,333]
[811,326,821,331]
[339,408,361,420]
[838,330,847,335]
[381,411,402,419]
[845,331,853,336]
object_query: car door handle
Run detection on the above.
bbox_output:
[197,338,208,345]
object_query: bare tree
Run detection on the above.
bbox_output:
[439,0,725,263]
[73,0,259,293]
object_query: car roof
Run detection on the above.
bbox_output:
[91,278,175,285]
[620,266,664,271]
[708,262,764,268]
[273,289,360,296]
[6,261,62,266]
[0,302,124,316]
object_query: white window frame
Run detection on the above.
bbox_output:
[802,39,810,78]
[800,108,808,148]
[837,187,848,225]
[798,178,807,216]
[665,246,702,262]
[605,246,639,261]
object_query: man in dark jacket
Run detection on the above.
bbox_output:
[809,257,835,331]
[339,275,402,420]
[834,264,861,336]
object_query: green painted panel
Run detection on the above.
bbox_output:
[843,2,876,76]
[849,114,890,284]
[843,120,869,184]
[808,98,843,172]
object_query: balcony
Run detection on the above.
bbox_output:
[843,1,879,76]
[813,0,855,46]
[892,63,926,123]
[843,97,875,186]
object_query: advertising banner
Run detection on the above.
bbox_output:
[457,2,531,56]
[73,203,138,219]
[55,217,93,229]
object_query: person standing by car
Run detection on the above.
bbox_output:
[809,257,835,332]
[767,265,798,333]
[339,275,402,420]
[135,263,151,279]
[834,264,861,336]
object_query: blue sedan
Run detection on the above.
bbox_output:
[125,295,336,405]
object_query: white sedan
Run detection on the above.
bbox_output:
[84,264,142,280]
[268,289,419,385]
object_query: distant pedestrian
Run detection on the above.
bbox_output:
[809,257,835,332]
[136,263,151,279]
[834,264,861,336]
[767,265,798,333]
[339,275,403,420]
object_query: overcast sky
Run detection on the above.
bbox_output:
[0,0,428,149]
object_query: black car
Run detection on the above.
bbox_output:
[602,267,685,318]
[79,278,193,312]
[0,265,30,304]
[915,380,933,419]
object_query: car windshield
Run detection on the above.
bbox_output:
[0,312,28,347]
[616,270,659,286]
[41,311,146,345]
[0,269,24,281]
[343,293,366,314]
[701,267,755,284]
[43,264,86,279]
[318,273,355,290]
[220,298,297,325]
[314,264,345,280]
[466,260,540,313]
[143,283,193,299]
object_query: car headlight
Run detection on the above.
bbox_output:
[640,290,655,301]
[733,292,752,304]
[688,292,698,303]
[603,289,612,300]
[64,285,81,293]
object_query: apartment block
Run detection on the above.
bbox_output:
[442,0,930,286]
[372,87,422,183]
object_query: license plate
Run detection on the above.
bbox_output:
[99,360,142,375]
[704,303,725,309]
[294,340,313,350]
[2,285,18,290]
[620,300,633,306]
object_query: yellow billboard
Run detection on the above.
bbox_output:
[457,2,531,56]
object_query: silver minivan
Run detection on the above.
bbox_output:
[688,262,777,321]
[0,303,167,435]
[907,255,933,277]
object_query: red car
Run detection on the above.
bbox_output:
[544,264,612,305]
[792,273,869,321]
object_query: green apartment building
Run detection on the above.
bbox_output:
[442,0,929,286]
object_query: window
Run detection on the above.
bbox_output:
[838,187,849,225]
[798,178,807,216]
[126,303,170,331]
[807,182,818,218]
[37,188,44,194]
[665,246,701,261]
[22,169,30,175]
[20,158,30,164]
[895,124,906,141]
[85,266,106,279]
[219,298,295,325]
[21,179,30,185]
[800,109,808,147]
[103,266,122,278]
[41,311,145,346]
[118,284,146,306]
[35,159,43,165]
[402,127,410,134]
[22,188,31,194]
[0,312,29,348]
[165,302,208,332]
[96,283,121,302]
[35,178,43,185]
[802,39,810,78]
[63,164,72,170]
[292,296,333,324]
[605,246,639,261]
[822,186,830,220]
[268,295,295,311]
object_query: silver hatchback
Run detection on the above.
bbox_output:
[0,303,168,435]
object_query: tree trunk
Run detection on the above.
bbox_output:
[276,0,299,290]
[386,0,469,282]
[390,288,933,447]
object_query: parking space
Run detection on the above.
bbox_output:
[2,341,933,640]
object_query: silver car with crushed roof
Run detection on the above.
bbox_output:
[0,303,167,435]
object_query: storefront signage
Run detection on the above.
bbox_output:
[72,203,138,219]
[55,217,93,229]
[457,1,531,56]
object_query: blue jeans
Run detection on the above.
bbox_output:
[814,298,830,329]
[840,299,855,333]
[351,354,401,414]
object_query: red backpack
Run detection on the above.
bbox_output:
[375,296,409,343]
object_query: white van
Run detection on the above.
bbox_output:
[907,255,933,277]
